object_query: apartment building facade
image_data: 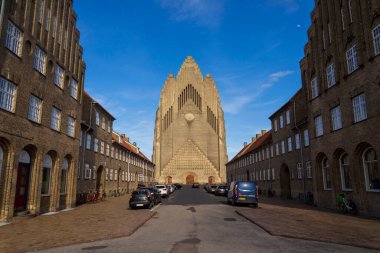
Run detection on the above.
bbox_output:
[300,0,380,215]
[0,0,85,221]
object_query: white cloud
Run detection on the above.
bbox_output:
[158,0,225,28]
[223,95,255,115]
[269,70,293,82]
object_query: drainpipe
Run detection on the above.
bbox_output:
[293,101,306,201]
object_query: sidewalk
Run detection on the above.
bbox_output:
[236,196,380,250]
[0,194,155,253]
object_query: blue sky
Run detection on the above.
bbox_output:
[73,0,315,160]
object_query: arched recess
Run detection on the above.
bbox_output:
[333,148,351,191]
[40,152,55,213]
[208,176,214,184]
[280,163,291,198]
[61,154,74,209]
[96,165,104,192]
[166,176,172,184]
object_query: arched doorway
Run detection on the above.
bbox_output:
[208,176,214,184]
[167,176,172,184]
[186,175,194,184]
[14,150,31,212]
[40,153,54,213]
[96,166,104,192]
[59,158,69,210]
[280,164,291,199]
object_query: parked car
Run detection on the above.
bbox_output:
[227,181,258,207]
[138,187,162,205]
[192,182,200,188]
[208,184,218,193]
[129,189,154,209]
[155,185,169,197]
[204,184,210,192]
[215,185,227,196]
[168,184,175,193]
[174,183,182,189]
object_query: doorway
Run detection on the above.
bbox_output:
[167,176,172,184]
[96,166,104,192]
[14,150,31,212]
[280,164,291,199]
[208,176,214,184]
[186,175,194,184]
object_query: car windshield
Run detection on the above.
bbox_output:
[211,185,217,188]
[132,191,148,197]
[218,186,227,189]
[156,185,165,189]
[238,183,256,191]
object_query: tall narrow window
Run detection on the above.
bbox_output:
[372,24,380,56]
[315,115,324,137]
[34,46,47,75]
[363,148,379,191]
[100,141,104,154]
[311,78,319,98]
[346,44,359,74]
[326,63,336,88]
[331,106,343,130]
[306,161,312,178]
[94,138,98,153]
[67,116,75,137]
[60,159,68,194]
[322,157,332,190]
[353,94,367,122]
[304,129,310,147]
[37,0,44,24]
[286,110,290,125]
[287,137,292,152]
[95,111,100,126]
[50,107,61,131]
[340,153,352,191]
[54,65,64,88]
[5,21,23,56]
[102,117,106,129]
[279,115,284,128]
[295,133,301,150]
[28,95,42,123]
[41,154,52,195]
[0,77,17,112]
[44,7,50,31]
[86,134,91,150]
[281,140,285,154]
[297,163,302,179]
[274,119,278,132]
[70,79,78,99]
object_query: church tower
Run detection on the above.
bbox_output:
[153,56,227,184]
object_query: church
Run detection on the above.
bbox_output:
[153,56,227,184]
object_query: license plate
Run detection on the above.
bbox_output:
[239,197,246,200]
[136,204,143,207]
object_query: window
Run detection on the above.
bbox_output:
[60,159,68,194]
[94,138,99,152]
[322,158,332,190]
[102,117,106,129]
[304,129,310,147]
[270,145,274,157]
[276,143,279,156]
[41,154,52,195]
[106,168,109,180]
[111,146,114,158]
[346,44,359,74]
[315,115,324,137]
[272,168,275,181]
[373,24,380,56]
[95,111,100,126]
[311,78,319,99]
[106,144,110,156]
[297,163,303,179]
[5,21,23,56]
[108,121,112,133]
[287,137,292,152]
[286,110,290,125]
[279,115,284,128]
[70,79,78,99]
[306,161,312,178]
[54,65,64,88]
[0,77,17,112]
[331,106,343,131]
[86,134,91,150]
[80,131,83,147]
[28,95,42,123]
[34,46,47,75]
[44,7,50,30]
[100,141,104,154]
[84,164,91,179]
[363,148,379,191]
[93,166,96,180]
[353,94,367,122]
[67,117,75,137]
[295,134,300,150]
[326,63,336,88]
[50,107,61,131]
[281,140,285,154]
[274,119,278,132]
[340,153,352,191]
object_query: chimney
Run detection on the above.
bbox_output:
[121,134,125,139]
[133,142,137,146]
[244,142,248,147]
[261,130,267,136]
[256,133,261,139]
[252,137,257,143]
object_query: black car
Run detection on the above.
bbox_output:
[129,189,154,209]
[174,183,182,189]
[139,187,162,205]
[192,183,200,188]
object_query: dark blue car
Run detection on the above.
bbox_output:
[227,181,258,207]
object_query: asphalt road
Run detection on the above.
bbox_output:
[38,186,379,253]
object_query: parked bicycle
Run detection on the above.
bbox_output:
[336,193,357,214]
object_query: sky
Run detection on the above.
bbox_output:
[73,0,315,160]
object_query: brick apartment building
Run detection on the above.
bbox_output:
[77,92,155,196]
[300,0,380,215]
[0,0,85,221]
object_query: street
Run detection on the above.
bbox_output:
[38,186,379,253]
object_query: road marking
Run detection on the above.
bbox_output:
[150,203,161,212]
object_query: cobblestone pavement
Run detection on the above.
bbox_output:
[236,196,380,251]
[0,194,155,253]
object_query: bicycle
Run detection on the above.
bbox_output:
[336,193,357,214]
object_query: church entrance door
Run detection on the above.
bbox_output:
[186,175,194,184]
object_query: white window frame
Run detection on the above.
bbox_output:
[326,63,336,88]
[363,148,379,192]
[84,164,91,179]
[100,141,104,154]
[279,115,284,128]
[94,138,98,153]
[322,157,332,190]
[274,119,278,132]
[311,78,319,99]
[346,44,359,74]
[106,144,110,157]
[67,116,75,137]
[297,163,303,179]
[86,134,91,150]
[276,143,279,156]
[0,77,17,112]
[281,140,285,154]
[306,161,312,178]
[70,79,78,99]
[28,95,42,123]
[286,110,290,125]
[295,133,300,150]
[34,46,47,75]
[54,64,64,88]
[353,94,367,123]
[95,111,100,126]
[331,106,343,131]
[315,115,324,137]
[5,20,23,57]
[50,107,61,131]
[287,137,292,152]
[304,129,310,147]
[373,24,380,56]
[102,117,106,130]
[340,153,352,191]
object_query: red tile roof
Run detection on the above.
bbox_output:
[112,132,153,164]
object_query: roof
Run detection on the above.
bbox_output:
[83,91,116,120]
[111,132,154,164]
[227,131,272,165]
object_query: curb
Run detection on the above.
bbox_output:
[235,210,380,251]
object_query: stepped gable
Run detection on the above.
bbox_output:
[177,56,204,80]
